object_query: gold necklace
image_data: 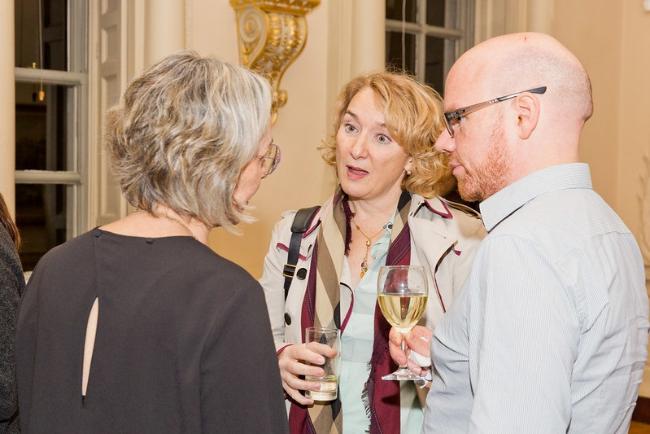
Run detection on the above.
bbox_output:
[352,218,386,278]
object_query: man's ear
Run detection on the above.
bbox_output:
[513,93,541,140]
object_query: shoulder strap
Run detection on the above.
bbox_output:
[283,206,321,299]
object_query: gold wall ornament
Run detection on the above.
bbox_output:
[230,0,320,123]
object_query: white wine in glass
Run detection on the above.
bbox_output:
[377,265,428,381]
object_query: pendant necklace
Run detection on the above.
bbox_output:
[352,219,387,278]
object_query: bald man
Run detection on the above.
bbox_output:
[390,33,649,433]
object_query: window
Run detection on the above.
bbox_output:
[14,0,87,270]
[385,0,474,94]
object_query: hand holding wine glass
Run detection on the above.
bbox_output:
[377,265,429,381]
[388,325,432,376]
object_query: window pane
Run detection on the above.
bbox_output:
[15,0,68,70]
[15,82,71,171]
[16,184,69,271]
[425,36,446,94]
[386,31,416,77]
[386,0,417,23]
[426,0,446,27]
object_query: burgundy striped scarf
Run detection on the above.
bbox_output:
[288,192,411,434]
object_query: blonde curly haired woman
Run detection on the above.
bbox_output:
[260,72,485,433]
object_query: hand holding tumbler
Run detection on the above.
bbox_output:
[304,327,340,401]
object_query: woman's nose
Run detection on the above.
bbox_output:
[350,134,368,159]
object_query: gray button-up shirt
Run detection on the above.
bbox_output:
[424,163,649,434]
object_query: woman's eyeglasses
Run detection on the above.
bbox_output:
[260,142,281,178]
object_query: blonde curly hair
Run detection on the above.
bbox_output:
[320,72,452,198]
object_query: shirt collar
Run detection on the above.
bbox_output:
[479,163,593,232]
[413,195,454,219]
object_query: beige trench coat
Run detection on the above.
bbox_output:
[259,193,485,352]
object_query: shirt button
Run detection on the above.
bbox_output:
[296,268,308,280]
[284,313,292,325]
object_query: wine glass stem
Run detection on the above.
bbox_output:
[400,333,408,369]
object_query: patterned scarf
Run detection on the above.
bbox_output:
[289,190,412,434]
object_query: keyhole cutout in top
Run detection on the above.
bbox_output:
[82,297,99,398]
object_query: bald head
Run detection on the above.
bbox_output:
[436,33,594,199]
[449,33,593,124]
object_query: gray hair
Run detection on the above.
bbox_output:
[105,51,272,231]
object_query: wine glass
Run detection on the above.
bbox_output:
[377,265,429,381]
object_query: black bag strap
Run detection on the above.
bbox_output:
[283,206,321,299]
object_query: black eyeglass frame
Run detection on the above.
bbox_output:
[443,86,547,138]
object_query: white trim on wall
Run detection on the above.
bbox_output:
[326,0,386,136]
[88,0,130,227]
[474,0,553,43]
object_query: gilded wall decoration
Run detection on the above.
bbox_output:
[230,0,320,123]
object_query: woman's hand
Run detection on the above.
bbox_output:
[388,325,432,376]
[278,342,338,405]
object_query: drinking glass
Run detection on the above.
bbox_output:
[304,327,340,401]
[377,265,429,381]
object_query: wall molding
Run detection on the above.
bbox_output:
[474,0,553,43]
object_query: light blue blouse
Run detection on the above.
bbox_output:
[340,220,424,433]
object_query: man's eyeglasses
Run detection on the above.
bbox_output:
[260,141,281,178]
[443,86,547,138]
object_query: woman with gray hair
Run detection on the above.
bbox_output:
[16,51,288,434]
